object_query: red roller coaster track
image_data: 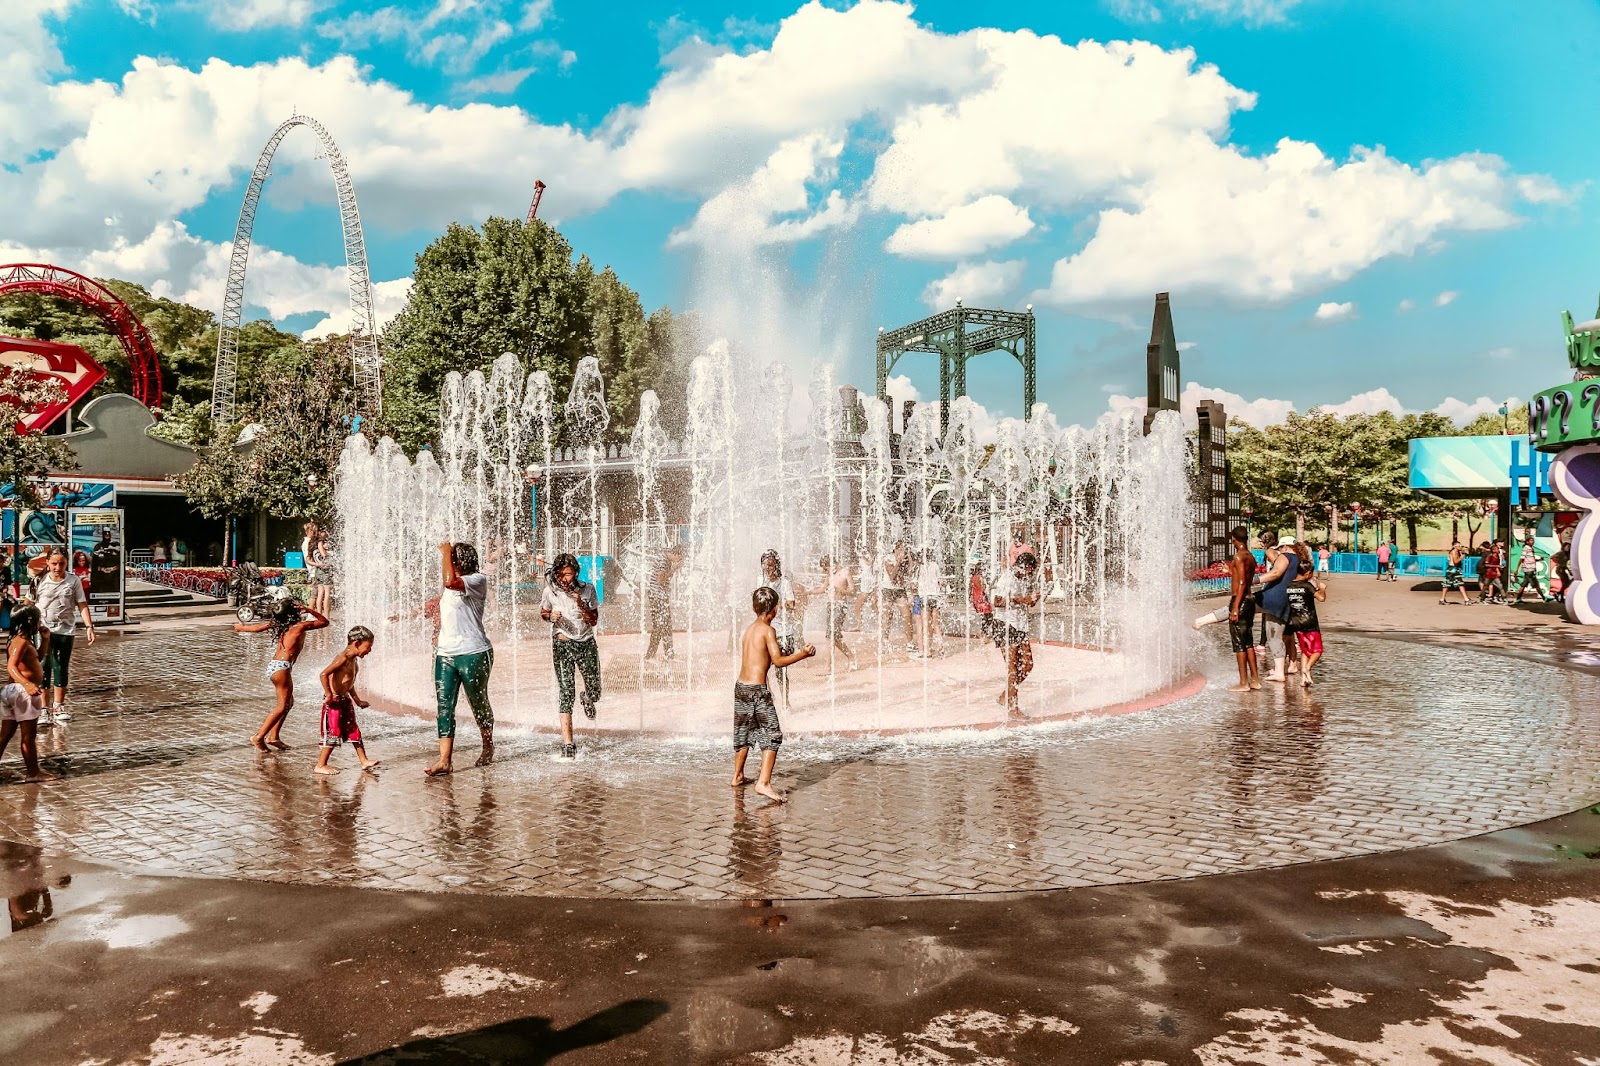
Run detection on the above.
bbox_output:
[0,263,162,410]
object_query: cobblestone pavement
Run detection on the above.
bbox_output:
[1,625,1597,901]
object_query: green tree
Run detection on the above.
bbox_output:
[0,369,78,511]
[381,217,672,452]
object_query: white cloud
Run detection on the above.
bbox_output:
[920,260,1026,310]
[1435,289,1458,307]
[1431,396,1503,423]
[667,133,857,249]
[1176,341,1196,351]
[1109,382,1518,430]
[1484,346,1516,360]
[1312,300,1356,322]
[210,0,326,31]
[884,195,1034,259]
[1108,0,1304,24]
[1397,297,1414,312]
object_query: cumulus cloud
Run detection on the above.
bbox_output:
[1312,300,1356,322]
[1435,289,1458,307]
[1397,297,1414,312]
[1105,381,1508,429]
[920,260,1026,309]
[209,0,327,30]
[0,0,1564,337]
[884,195,1034,259]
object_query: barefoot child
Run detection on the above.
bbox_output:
[1,606,54,782]
[236,593,330,750]
[1285,544,1327,688]
[315,626,379,775]
[990,552,1040,719]
[540,552,600,760]
[733,586,815,803]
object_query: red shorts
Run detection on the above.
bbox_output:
[1296,631,1324,657]
[320,695,363,746]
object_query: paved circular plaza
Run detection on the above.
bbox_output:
[1,626,1597,900]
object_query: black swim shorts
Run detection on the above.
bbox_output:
[1228,598,1257,653]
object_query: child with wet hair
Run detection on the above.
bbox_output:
[733,585,816,804]
[540,551,600,759]
[315,626,380,775]
[1,605,53,781]
[235,592,330,751]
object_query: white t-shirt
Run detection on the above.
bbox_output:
[436,572,492,656]
[916,560,942,599]
[541,579,598,642]
[993,569,1032,635]
[34,574,87,637]
[761,575,798,637]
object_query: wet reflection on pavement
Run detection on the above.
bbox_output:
[0,626,1597,900]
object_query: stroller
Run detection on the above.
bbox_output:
[227,562,280,623]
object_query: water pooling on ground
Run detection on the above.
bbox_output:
[2,628,1598,900]
[335,351,1190,733]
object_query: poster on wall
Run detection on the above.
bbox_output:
[69,508,125,624]
[43,481,115,509]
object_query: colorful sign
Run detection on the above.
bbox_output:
[69,507,125,623]
[0,335,107,432]
[1408,435,1551,503]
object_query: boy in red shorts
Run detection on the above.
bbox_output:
[315,626,379,775]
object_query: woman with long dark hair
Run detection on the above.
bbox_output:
[426,542,494,777]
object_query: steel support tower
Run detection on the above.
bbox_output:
[212,114,381,428]
[875,305,1036,433]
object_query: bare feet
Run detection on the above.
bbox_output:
[424,762,452,777]
[753,782,786,804]
[360,760,382,771]
[269,739,291,750]
[314,765,340,775]
[1301,675,1312,689]
[474,743,495,768]
[1263,673,1285,684]
[24,769,58,782]
[1227,683,1252,692]
[731,776,753,788]
[250,736,269,751]
[1249,681,1263,691]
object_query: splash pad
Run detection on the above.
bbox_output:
[338,347,1191,737]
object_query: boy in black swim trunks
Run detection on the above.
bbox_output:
[733,585,815,804]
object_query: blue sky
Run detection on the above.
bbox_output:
[3,0,1596,429]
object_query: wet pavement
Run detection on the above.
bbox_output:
[0,627,1597,901]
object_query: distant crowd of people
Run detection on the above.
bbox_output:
[1194,526,1327,691]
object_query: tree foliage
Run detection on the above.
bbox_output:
[0,369,79,510]
[175,335,365,521]
[1228,408,1464,550]
[381,217,685,452]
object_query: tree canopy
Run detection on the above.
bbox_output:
[1227,405,1527,550]
[381,216,688,452]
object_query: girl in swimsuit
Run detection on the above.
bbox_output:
[236,595,329,750]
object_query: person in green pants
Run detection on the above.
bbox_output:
[540,552,601,759]
[426,542,494,777]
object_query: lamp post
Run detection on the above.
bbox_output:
[1499,402,1510,435]
[524,463,543,552]
[1350,502,1363,554]
[1243,505,1254,544]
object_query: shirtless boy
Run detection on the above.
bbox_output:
[236,594,330,750]
[315,626,379,775]
[1226,526,1260,691]
[1,606,54,781]
[732,585,815,804]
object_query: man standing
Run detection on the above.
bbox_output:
[1226,526,1259,691]
[31,548,95,724]
[1386,539,1400,581]
[1512,535,1547,604]
[1375,540,1390,581]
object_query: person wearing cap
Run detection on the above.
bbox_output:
[1256,531,1299,683]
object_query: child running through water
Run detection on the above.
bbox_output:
[540,552,600,759]
[990,552,1040,719]
[236,593,330,750]
[1,606,53,781]
[1284,544,1327,688]
[315,626,379,775]
[733,586,816,804]
[815,555,857,671]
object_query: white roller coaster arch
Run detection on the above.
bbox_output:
[212,114,382,426]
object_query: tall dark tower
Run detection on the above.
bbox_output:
[1143,292,1180,436]
[1194,398,1232,568]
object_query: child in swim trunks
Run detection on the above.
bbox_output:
[1,605,53,782]
[235,594,329,751]
[315,626,379,775]
[733,585,815,804]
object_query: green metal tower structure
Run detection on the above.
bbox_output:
[875,303,1037,433]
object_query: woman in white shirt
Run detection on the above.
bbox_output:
[915,549,945,659]
[426,542,494,777]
